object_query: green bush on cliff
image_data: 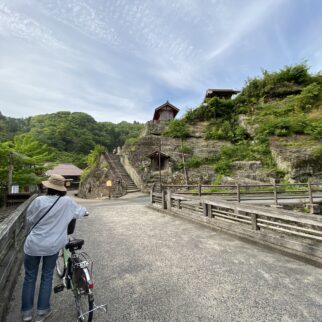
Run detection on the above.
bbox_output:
[164,119,190,138]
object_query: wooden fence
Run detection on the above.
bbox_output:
[161,182,322,208]
[151,187,322,267]
[0,195,36,321]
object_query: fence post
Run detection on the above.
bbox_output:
[208,204,213,218]
[167,188,172,211]
[203,203,208,217]
[308,179,313,204]
[236,183,240,203]
[198,184,201,197]
[273,179,278,205]
[251,213,259,231]
[161,189,167,209]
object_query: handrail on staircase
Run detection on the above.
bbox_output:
[104,152,127,192]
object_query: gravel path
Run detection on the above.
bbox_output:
[5,193,322,322]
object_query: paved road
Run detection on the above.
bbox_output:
[5,193,322,322]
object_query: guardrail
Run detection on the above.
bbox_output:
[150,187,322,267]
[0,195,37,321]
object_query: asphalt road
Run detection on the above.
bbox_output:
[5,192,322,322]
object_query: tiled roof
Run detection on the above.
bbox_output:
[46,163,83,176]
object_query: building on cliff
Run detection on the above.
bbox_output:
[152,101,180,122]
[204,89,239,100]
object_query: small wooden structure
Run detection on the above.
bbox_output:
[147,151,170,171]
[205,89,239,100]
[153,101,179,122]
[46,163,83,188]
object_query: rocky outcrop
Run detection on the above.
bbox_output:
[270,136,322,182]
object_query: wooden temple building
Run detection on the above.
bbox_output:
[152,101,180,122]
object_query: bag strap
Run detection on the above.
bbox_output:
[26,196,61,237]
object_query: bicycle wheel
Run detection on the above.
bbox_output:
[74,287,94,322]
[56,249,66,278]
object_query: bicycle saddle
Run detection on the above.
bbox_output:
[66,239,84,251]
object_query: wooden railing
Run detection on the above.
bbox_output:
[150,187,322,267]
[0,195,37,321]
[161,182,322,207]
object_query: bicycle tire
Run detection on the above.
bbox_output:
[75,288,94,322]
[56,249,66,278]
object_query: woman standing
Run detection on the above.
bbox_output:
[21,174,87,322]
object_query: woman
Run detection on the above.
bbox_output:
[21,174,87,322]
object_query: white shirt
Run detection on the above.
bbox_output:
[24,195,87,256]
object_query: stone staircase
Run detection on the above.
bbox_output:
[104,153,140,193]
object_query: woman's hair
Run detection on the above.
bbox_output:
[46,188,67,196]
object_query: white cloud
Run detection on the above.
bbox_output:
[0,0,321,124]
[0,2,63,48]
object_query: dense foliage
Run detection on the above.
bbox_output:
[0,111,143,189]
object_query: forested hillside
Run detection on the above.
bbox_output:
[0,111,143,188]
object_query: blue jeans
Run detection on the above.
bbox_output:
[21,253,58,317]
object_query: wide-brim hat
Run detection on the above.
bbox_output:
[42,174,67,192]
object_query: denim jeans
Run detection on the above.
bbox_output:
[21,252,58,317]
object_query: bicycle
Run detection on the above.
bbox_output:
[54,216,107,321]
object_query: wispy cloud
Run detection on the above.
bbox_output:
[0,2,63,48]
[0,0,322,122]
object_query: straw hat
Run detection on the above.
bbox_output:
[42,174,67,192]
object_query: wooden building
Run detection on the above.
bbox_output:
[205,89,239,100]
[153,101,179,122]
[147,151,170,171]
[46,163,83,189]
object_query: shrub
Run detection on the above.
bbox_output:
[295,82,321,112]
[164,120,190,138]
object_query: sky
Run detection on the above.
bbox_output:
[0,0,322,123]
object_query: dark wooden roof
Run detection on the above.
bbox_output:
[147,151,170,159]
[153,101,180,121]
[205,89,240,100]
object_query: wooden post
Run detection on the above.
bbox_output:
[198,183,202,197]
[236,183,240,203]
[150,183,155,204]
[208,204,213,218]
[167,188,172,211]
[203,203,208,217]
[308,179,313,204]
[273,179,278,205]
[251,213,259,231]
[162,189,167,209]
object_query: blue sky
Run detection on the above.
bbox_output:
[0,0,321,123]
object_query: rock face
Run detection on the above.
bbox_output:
[78,155,126,198]
[270,136,322,182]
[120,122,227,191]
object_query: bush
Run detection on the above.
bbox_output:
[185,97,235,123]
[295,82,321,112]
[164,120,190,138]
